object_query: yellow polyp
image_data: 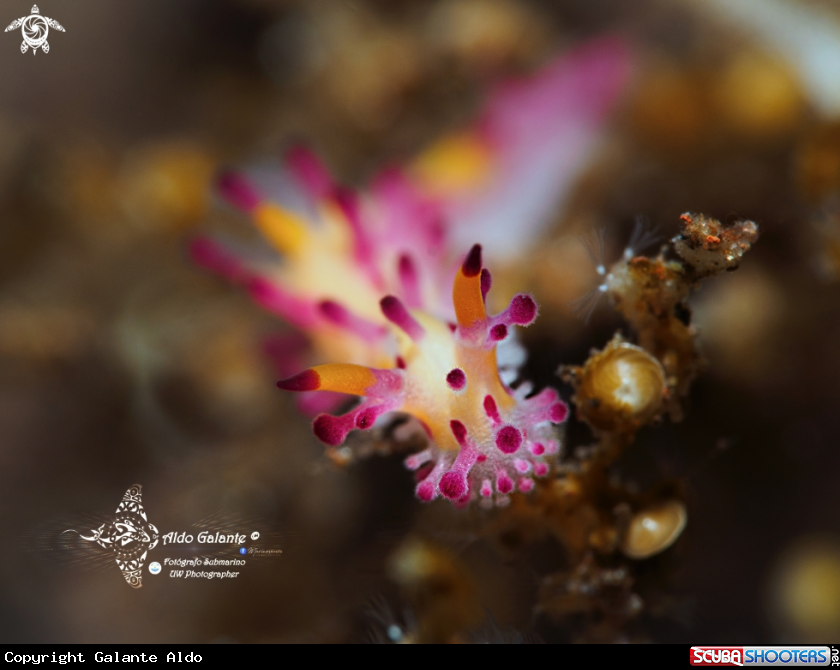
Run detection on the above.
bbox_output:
[620,500,687,560]
[253,203,309,255]
[453,270,486,327]
[410,131,494,195]
[572,335,666,431]
[310,363,377,395]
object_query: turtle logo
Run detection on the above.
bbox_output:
[5,5,64,55]
[66,485,160,588]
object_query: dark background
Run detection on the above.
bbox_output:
[2,0,840,643]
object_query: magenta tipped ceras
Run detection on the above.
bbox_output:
[276,244,569,506]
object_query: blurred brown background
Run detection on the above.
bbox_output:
[3,0,840,643]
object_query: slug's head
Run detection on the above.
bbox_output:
[278,244,569,506]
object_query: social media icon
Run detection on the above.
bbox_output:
[149,562,161,575]
[250,531,260,541]
[239,547,247,555]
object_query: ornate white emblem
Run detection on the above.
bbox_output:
[74,485,160,588]
[4,5,64,55]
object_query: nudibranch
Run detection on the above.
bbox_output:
[277,245,568,506]
[190,39,627,502]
